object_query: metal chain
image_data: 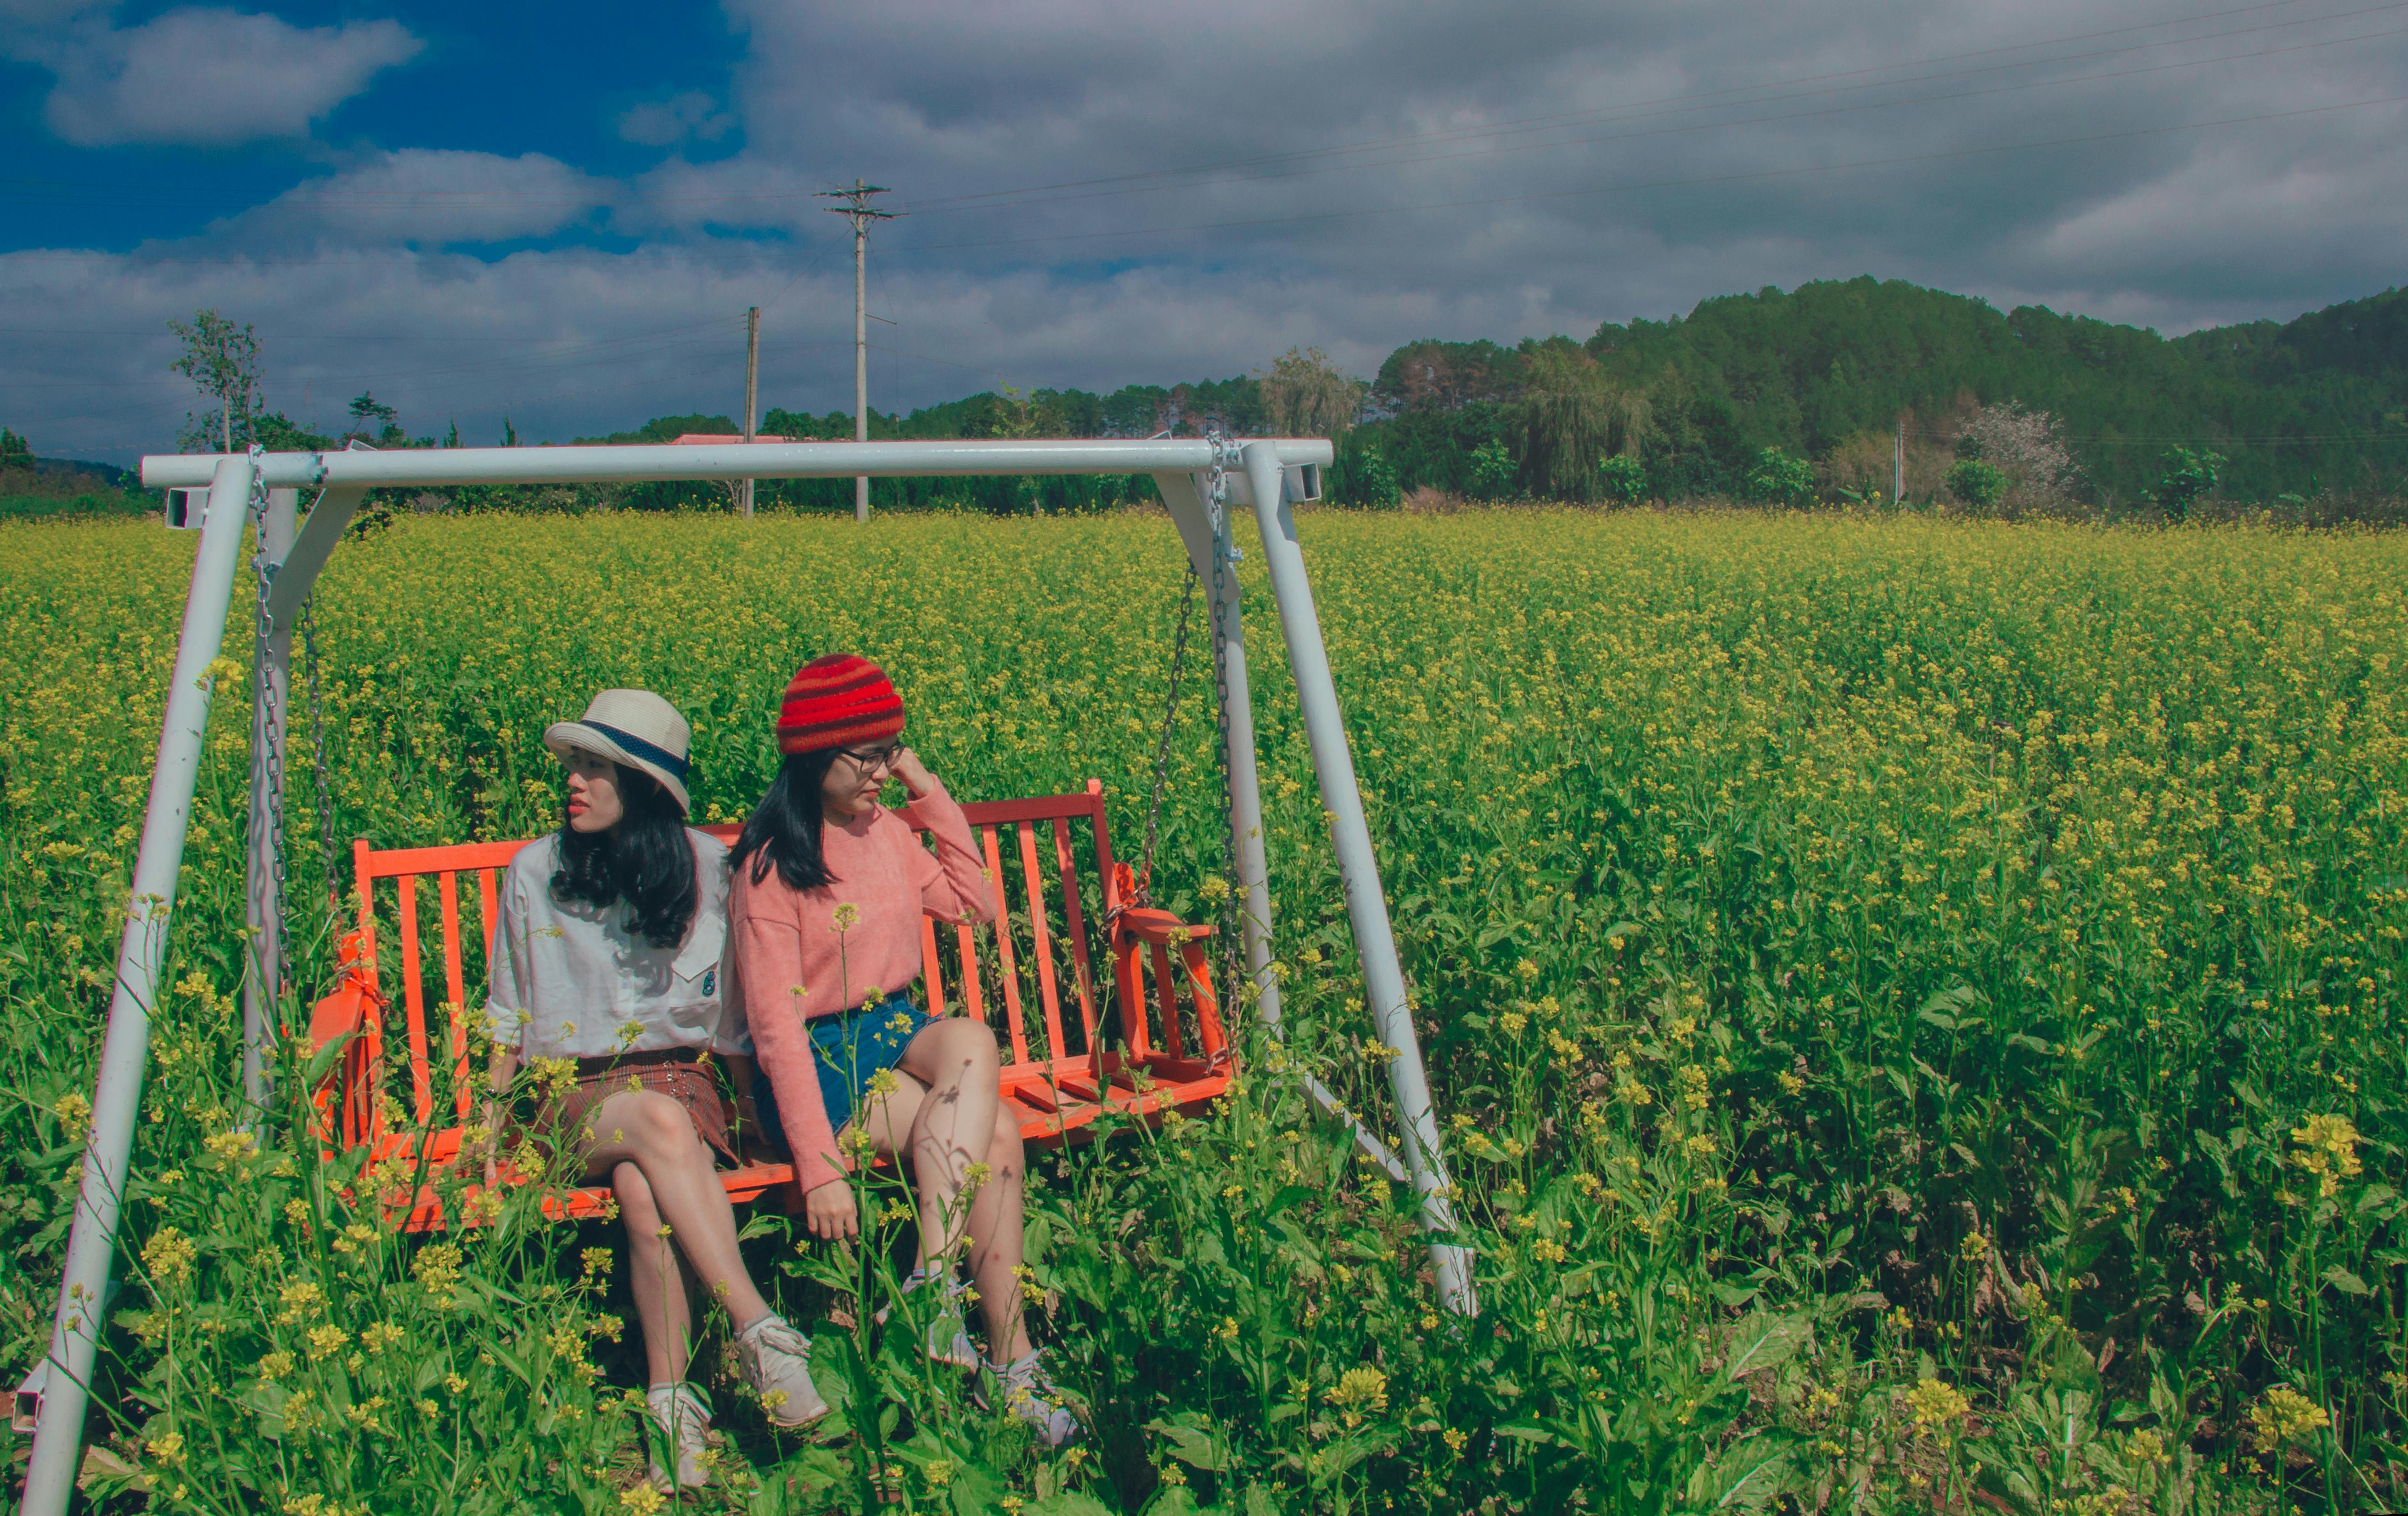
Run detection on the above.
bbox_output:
[1203,425,1244,1005]
[1132,561,1199,908]
[246,471,290,987]
[298,596,339,907]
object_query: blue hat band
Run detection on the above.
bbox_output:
[577,720,690,780]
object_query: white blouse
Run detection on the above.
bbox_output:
[484,829,750,1060]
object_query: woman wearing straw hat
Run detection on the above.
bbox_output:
[482,688,825,1491]
[729,653,1077,1446]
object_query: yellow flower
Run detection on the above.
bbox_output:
[831,902,862,931]
[141,1227,198,1288]
[52,1090,92,1142]
[258,1352,296,1381]
[306,1324,349,1360]
[2288,1114,2362,1199]
[1899,1377,1969,1433]
[619,1485,665,1515]
[2247,1385,2326,1453]
[1326,1365,1389,1427]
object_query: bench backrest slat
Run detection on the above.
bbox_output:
[396,873,432,1126]
[1018,822,1064,1064]
[978,824,1029,1065]
[1053,815,1100,1053]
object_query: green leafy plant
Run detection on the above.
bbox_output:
[2151,446,2226,521]
[1597,454,1647,504]
[1946,457,2007,509]
[1744,447,1815,507]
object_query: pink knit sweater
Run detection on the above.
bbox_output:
[727,780,994,1192]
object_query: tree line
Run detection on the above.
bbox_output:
[44,275,2400,521]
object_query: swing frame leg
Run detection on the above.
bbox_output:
[1239,441,1475,1317]
[22,451,261,1513]
[1153,456,1477,1319]
[243,487,298,1112]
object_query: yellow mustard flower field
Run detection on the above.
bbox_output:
[0,507,2401,1514]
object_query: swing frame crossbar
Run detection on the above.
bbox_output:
[16,436,1473,1516]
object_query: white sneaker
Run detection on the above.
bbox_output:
[877,1268,980,1368]
[735,1314,831,1428]
[644,1383,711,1490]
[979,1349,1079,1447]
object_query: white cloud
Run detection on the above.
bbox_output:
[33,7,421,147]
[619,90,735,148]
[208,150,617,247]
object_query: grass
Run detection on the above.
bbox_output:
[1,507,2401,1514]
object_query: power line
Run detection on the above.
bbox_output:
[0,327,766,393]
[0,322,737,343]
[1909,427,2405,445]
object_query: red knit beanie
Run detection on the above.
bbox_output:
[777,654,905,756]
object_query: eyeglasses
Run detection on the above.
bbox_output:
[838,743,904,772]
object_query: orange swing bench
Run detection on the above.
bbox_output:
[305,780,1230,1231]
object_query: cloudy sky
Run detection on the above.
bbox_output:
[3,0,2403,464]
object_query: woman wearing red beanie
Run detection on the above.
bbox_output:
[727,653,1077,1445]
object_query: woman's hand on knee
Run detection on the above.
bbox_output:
[803,1179,858,1241]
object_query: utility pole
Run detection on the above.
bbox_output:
[1893,415,1906,506]
[817,180,898,522]
[740,305,759,519]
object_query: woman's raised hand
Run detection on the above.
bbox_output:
[803,1177,859,1241]
[890,748,936,797]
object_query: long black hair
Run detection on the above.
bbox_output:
[729,748,843,892]
[551,764,698,949]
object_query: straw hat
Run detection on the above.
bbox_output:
[544,689,693,816]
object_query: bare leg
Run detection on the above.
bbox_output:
[582,1090,772,1329]
[614,1161,694,1384]
[962,1108,1031,1362]
[846,1075,940,1267]
[891,1019,1003,1264]
[843,1045,1033,1360]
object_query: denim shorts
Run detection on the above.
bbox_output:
[754,992,931,1150]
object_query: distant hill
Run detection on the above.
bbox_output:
[748,277,2404,507]
[1560,278,2407,503]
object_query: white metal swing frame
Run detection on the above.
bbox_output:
[16,436,1473,1514]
